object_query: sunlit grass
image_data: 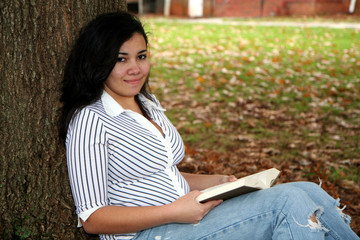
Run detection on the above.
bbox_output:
[143,17,360,183]
[146,20,359,114]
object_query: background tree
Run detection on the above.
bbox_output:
[0,1,127,239]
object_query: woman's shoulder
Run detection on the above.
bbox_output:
[70,99,106,124]
[66,100,107,143]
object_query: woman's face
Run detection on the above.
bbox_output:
[104,33,150,104]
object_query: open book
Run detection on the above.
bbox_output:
[196,168,281,203]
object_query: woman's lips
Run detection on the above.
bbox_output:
[125,79,141,85]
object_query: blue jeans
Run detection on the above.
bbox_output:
[133,182,359,240]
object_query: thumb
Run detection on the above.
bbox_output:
[189,190,202,198]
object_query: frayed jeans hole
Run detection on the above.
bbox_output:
[336,201,352,225]
[307,214,326,232]
[309,213,317,223]
[293,209,329,233]
[317,184,352,225]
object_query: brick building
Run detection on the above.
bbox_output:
[167,0,359,17]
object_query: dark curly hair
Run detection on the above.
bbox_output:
[59,11,152,142]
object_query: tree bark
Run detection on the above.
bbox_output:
[0,1,127,239]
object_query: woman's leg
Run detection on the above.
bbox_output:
[285,181,359,240]
[134,183,333,240]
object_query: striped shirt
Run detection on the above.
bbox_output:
[66,91,190,240]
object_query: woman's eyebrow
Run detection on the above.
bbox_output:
[118,49,147,55]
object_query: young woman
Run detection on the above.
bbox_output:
[59,11,359,240]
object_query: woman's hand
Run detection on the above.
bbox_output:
[219,175,237,184]
[167,191,223,224]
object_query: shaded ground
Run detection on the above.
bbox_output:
[178,146,360,235]
[174,99,360,235]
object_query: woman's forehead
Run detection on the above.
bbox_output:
[119,33,147,53]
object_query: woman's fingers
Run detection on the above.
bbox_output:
[201,199,223,216]
[228,175,237,182]
[168,191,223,224]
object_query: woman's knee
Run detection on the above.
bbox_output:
[288,181,322,192]
[271,183,319,208]
[286,181,334,203]
[265,185,301,209]
[273,182,310,197]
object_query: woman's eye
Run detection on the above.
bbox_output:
[138,54,147,60]
[117,57,126,62]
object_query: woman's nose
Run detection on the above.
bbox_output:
[128,60,140,75]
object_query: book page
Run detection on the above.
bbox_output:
[242,168,280,188]
[196,168,280,203]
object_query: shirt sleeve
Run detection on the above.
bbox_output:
[66,108,109,224]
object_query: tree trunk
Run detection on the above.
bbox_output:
[0,1,127,239]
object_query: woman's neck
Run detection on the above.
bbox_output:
[103,88,143,115]
[117,97,142,114]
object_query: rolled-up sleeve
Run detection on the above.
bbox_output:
[66,108,109,225]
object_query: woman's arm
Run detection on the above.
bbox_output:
[181,172,237,191]
[82,173,234,235]
[81,191,222,234]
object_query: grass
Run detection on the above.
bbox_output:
[142,17,360,183]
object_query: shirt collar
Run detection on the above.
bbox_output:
[101,90,165,117]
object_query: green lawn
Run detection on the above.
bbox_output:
[142,17,360,183]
